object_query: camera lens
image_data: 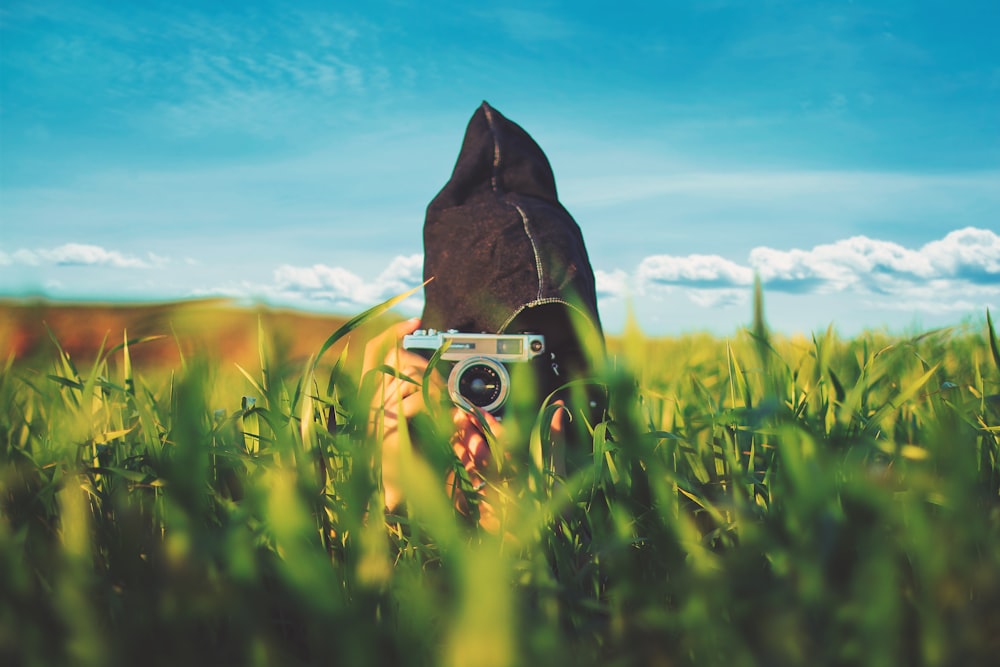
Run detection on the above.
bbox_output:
[448,357,510,414]
[459,364,501,407]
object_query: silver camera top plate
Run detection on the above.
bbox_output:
[402,329,545,362]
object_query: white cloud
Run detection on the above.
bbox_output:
[921,226,1000,282]
[637,254,753,291]
[594,269,629,300]
[255,227,998,320]
[375,254,425,295]
[4,230,994,335]
[635,227,1000,313]
[750,235,934,293]
[272,253,424,306]
[275,264,363,294]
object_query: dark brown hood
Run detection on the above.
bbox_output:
[420,101,603,344]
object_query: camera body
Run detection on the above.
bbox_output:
[402,329,546,416]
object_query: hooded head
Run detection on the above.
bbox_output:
[422,102,602,340]
[421,102,604,418]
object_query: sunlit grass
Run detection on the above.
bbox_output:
[1,296,998,666]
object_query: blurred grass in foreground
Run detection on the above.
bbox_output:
[1,297,999,667]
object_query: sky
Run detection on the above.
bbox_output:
[1,0,998,337]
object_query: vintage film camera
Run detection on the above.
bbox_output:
[402,329,546,416]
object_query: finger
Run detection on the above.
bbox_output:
[380,350,431,401]
[381,373,421,401]
[453,410,504,458]
[480,409,502,435]
[399,391,426,419]
[549,400,568,479]
[468,435,492,471]
[451,410,482,446]
[380,391,427,425]
[451,406,501,433]
[452,430,485,463]
[451,430,493,477]
[550,399,567,436]
[363,317,422,373]
[371,355,429,409]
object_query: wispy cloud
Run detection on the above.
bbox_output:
[0,243,167,269]
[145,24,388,139]
[4,3,397,143]
[477,8,579,43]
[562,169,1000,212]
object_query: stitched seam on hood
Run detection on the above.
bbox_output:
[484,104,545,319]
[513,201,545,304]
[484,105,501,192]
[499,298,592,334]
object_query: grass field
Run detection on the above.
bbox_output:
[2,294,999,666]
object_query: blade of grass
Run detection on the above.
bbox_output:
[987,309,1000,375]
[309,282,427,377]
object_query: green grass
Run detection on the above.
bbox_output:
[2,296,999,667]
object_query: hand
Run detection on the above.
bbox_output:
[363,317,429,423]
[448,401,566,535]
[448,408,505,532]
[363,318,500,524]
[363,318,434,512]
[364,318,569,534]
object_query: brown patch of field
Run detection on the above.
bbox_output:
[0,298,358,371]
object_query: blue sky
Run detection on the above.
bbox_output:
[1,1,998,336]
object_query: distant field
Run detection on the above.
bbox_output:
[0,298,351,369]
[2,296,999,667]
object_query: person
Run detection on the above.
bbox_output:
[364,102,605,532]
